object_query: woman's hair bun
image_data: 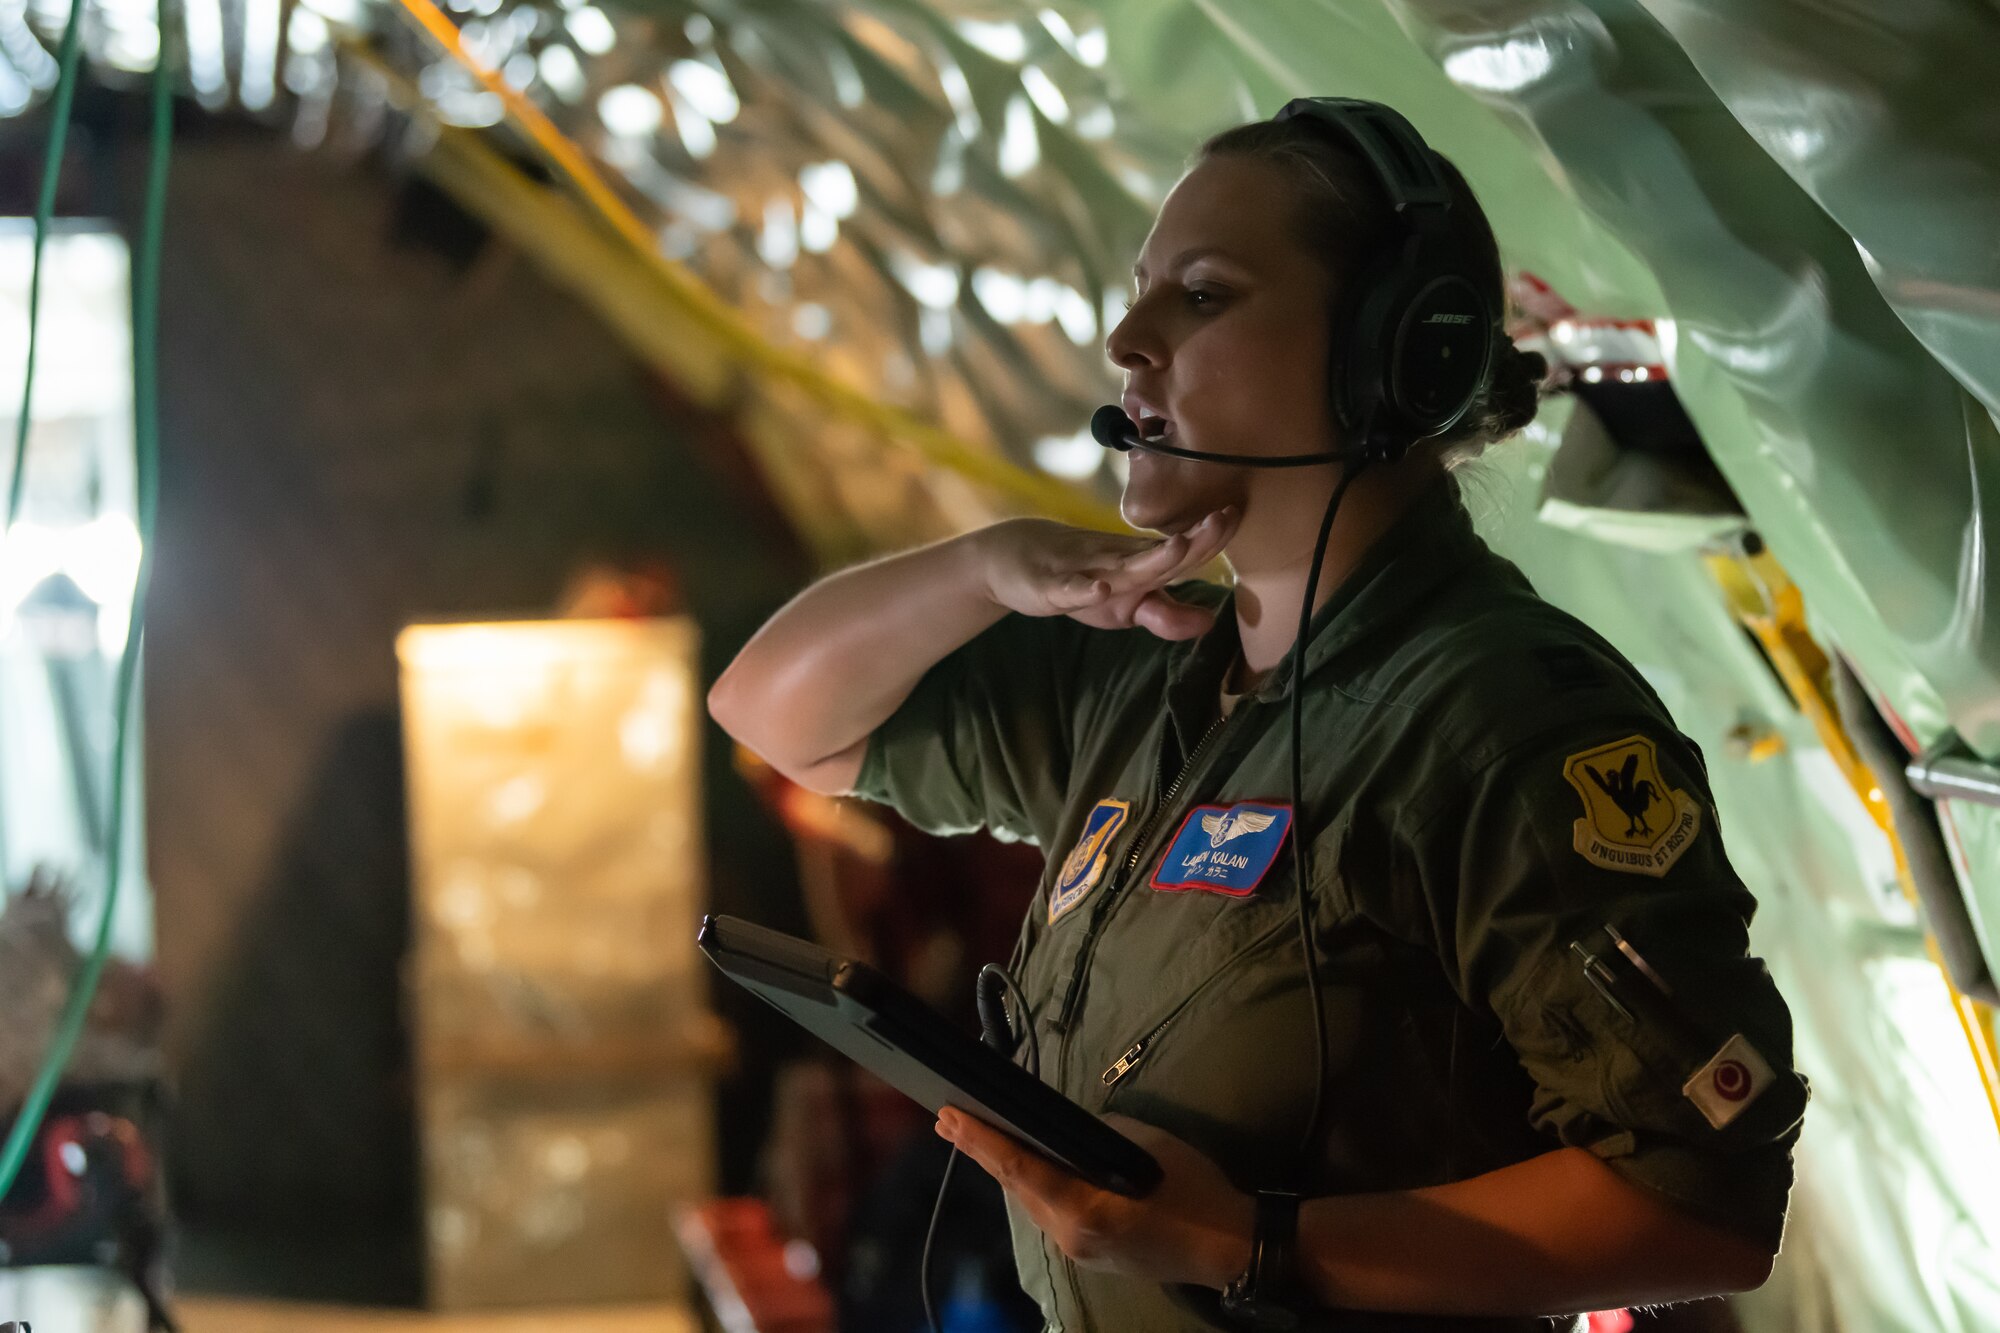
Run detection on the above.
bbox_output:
[1481,337,1548,440]
[1435,334,1547,467]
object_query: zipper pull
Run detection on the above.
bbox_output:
[1102,1038,1149,1086]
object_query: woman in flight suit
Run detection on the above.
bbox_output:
[709,106,1808,1331]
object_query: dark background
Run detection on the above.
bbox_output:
[1,91,824,1301]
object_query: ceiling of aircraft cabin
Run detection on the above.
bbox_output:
[199,0,1992,760]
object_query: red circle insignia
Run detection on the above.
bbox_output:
[1712,1059,1752,1102]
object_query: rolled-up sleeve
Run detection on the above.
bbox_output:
[1414,719,1810,1253]
[848,609,1092,849]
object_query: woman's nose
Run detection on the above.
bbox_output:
[1105,302,1164,371]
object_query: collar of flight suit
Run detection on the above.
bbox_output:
[1160,470,1485,745]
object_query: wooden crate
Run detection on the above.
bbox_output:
[397,619,723,1310]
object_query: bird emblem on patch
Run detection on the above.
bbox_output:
[1150,801,1292,896]
[1049,799,1129,923]
[1562,735,1702,876]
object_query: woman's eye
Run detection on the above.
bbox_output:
[1122,287,1221,312]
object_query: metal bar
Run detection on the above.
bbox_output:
[1908,730,2000,809]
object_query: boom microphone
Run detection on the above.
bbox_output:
[1089,404,1358,468]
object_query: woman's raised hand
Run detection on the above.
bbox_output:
[972,507,1240,640]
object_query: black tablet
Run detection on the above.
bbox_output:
[698,913,1161,1198]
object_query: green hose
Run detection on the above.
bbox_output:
[0,0,173,1203]
[0,0,83,533]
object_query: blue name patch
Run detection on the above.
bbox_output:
[1148,801,1293,897]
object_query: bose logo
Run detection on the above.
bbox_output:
[1423,313,1474,325]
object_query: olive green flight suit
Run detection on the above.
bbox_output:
[852,475,1809,1332]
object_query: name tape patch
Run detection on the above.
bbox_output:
[1148,801,1293,896]
[1050,798,1129,923]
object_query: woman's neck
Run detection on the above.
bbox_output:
[1226,461,1442,684]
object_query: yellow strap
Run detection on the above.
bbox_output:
[1706,548,2000,1142]
[387,0,1124,533]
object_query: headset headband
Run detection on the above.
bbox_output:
[1269,95,1494,449]
[1276,98,1451,212]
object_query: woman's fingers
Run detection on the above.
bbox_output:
[1049,507,1236,622]
[1103,509,1235,593]
[1045,571,1111,611]
[1158,508,1237,584]
[1110,532,1190,576]
[1088,517,1215,591]
[1062,548,1180,605]
[1133,591,1216,640]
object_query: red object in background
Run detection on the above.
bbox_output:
[677,1197,835,1333]
[0,1105,177,1331]
[32,1114,153,1219]
[1588,1312,1636,1333]
[556,558,684,619]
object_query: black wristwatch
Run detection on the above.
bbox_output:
[1220,1188,1305,1329]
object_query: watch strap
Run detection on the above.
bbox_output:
[1220,1188,1304,1329]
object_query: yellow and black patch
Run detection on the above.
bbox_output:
[1562,734,1702,877]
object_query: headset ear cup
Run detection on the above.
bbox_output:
[1329,249,1401,442]
[1286,96,1496,454]
[1336,265,1492,456]
[1387,269,1492,438]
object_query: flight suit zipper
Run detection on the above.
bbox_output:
[1052,709,1233,1033]
[1100,915,1299,1089]
[1101,1021,1171,1088]
[1121,711,1231,875]
[1046,706,1238,1333]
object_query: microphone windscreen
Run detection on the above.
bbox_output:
[1090,404,1136,452]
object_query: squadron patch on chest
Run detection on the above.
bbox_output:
[1049,798,1130,923]
[1148,801,1293,896]
[1562,734,1702,877]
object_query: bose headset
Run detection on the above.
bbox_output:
[926,97,1498,1331]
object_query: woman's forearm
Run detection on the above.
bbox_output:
[1208,1146,1772,1317]
[708,529,1003,777]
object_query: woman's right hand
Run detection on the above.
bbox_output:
[971,507,1240,640]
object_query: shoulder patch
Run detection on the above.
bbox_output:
[1049,799,1129,923]
[1561,734,1702,877]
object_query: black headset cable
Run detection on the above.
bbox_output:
[1288,411,1383,1177]
[923,964,1040,1333]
